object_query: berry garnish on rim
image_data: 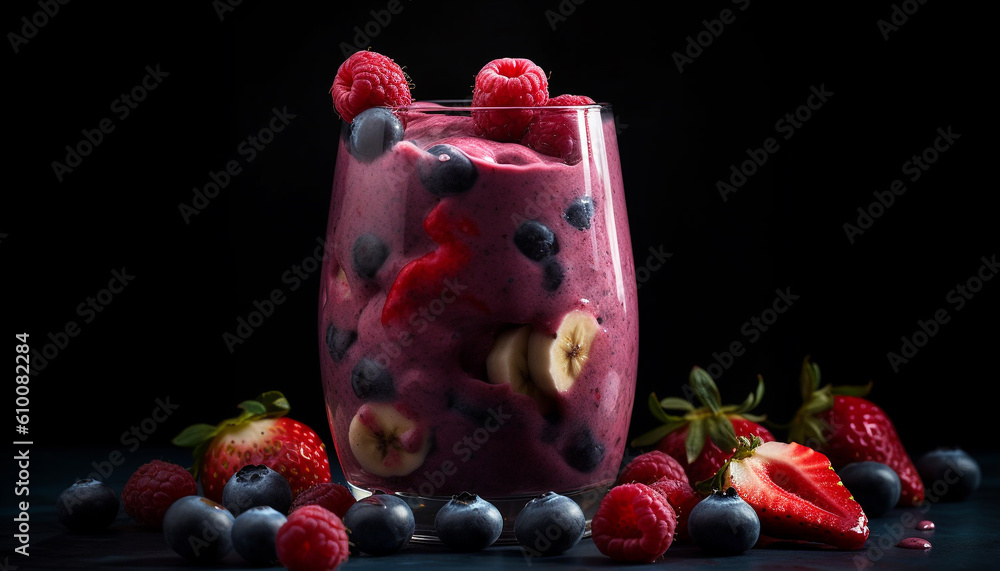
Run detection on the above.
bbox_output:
[330,50,412,123]
[522,94,597,163]
[472,57,549,142]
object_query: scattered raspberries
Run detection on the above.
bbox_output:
[121,459,198,528]
[592,483,677,562]
[648,477,701,542]
[331,50,412,123]
[276,505,350,571]
[289,482,357,518]
[616,450,689,486]
[472,58,549,141]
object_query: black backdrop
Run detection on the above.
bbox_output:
[5,0,995,472]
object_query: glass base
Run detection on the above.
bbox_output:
[347,481,613,545]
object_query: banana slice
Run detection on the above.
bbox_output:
[527,310,600,395]
[486,325,550,406]
[348,403,430,477]
[333,266,351,300]
[486,325,531,390]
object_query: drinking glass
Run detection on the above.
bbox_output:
[319,101,638,543]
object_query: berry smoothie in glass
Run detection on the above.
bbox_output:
[319,53,639,542]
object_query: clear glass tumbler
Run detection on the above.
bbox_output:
[318,101,638,543]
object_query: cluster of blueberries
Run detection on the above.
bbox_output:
[54,462,589,560]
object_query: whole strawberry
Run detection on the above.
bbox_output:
[789,356,924,506]
[632,367,775,486]
[172,391,331,502]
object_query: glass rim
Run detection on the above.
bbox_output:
[396,99,611,111]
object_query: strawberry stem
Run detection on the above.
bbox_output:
[697,435,765,495]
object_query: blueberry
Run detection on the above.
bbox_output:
[562,428,605,473]
[56,478,120,532]
[541,258,564,291]
[419,144,478,196]
[433,492,503,551]
[162,495,235,563]
[349,107,404,162]
[563,197,595,230]
[687,487,760,555]
[326,323,357,362]
[514,220,559,262]
[222,464,293,517]
[916,448,981,501]
[231,506,286,565]
[352,233,389,279]
[342,493,415,555]
[514,492,585,556]
[351,358,396,400]
[838,462,901,517]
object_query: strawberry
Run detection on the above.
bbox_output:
[632,366,775,486]
[707,436,869,550]
[172,391,332,502]
[789,356,924,506]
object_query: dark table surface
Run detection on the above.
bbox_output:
[5,447,999,570]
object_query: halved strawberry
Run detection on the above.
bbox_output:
[789,356,924,506]
[632,367,775,486]
[172,391,332,502]
[709,436,869,550]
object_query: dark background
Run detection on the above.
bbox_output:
[4,0,994,478]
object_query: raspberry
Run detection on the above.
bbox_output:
[522,95,596,163]
[616,450,689,486]
[592,483,676,563]
[472,58,548,141]
[276,505,350,571]
[289,482,357,518]
[121,459,198,528]
[545,94,596,107]
[648,477,701,542]
[331,50,411,123]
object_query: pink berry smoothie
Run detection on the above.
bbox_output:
[318,103,638,505]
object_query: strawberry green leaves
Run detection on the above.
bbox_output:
[789,356,871,446]
[632,367,767,464]
[633,393,690,448]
